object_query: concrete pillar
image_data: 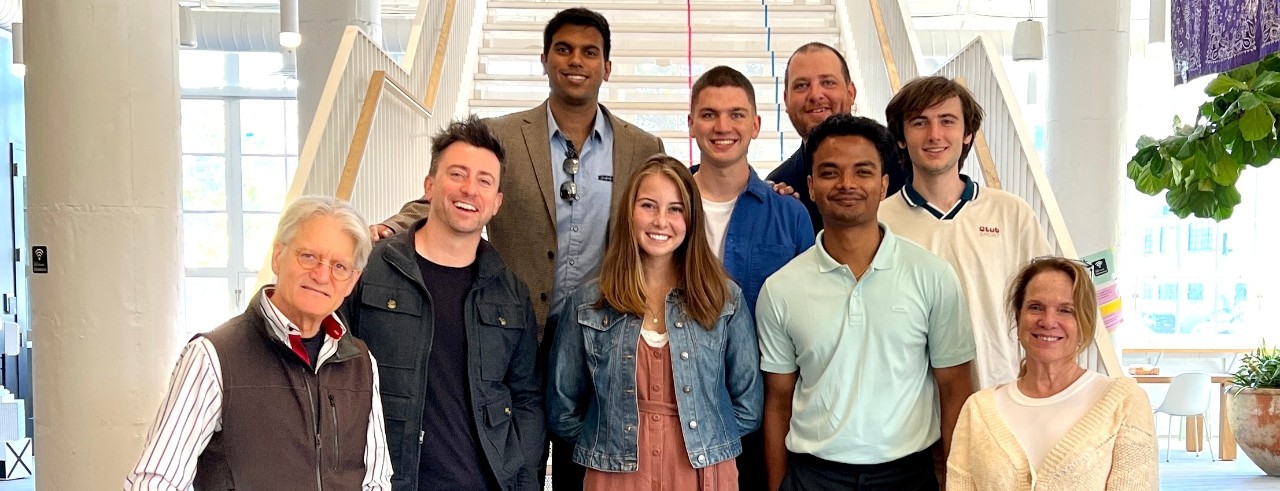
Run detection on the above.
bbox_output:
[297,0,382,138]
[1045,0,1131,257]
[24,0,183,487]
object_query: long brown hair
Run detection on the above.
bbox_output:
[597,155,730,329]
[1006,256,1098,376]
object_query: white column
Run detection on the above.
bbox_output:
[1045,0,1131,256]
[298,0,382,138]
[24,0,183,487]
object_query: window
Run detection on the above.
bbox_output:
[1187,283,1204,301]
[1186,224,1213,252]
[180,51,297,338]
[1120,65,1275,348]
[1143,230,1154,254]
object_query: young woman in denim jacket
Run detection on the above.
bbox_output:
[546,155,764,490]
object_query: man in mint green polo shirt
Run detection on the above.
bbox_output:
[755,114,975,491]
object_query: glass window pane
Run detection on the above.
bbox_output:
[182,99,226,153]
[237,52,287,90]
[243,275,262,310]
[242,156,287,212]
[241,99,288,155]
[184,213,229,268]
[184,277,231,335]
[286,100,299,155]
[243,213,281,270]
[179,51,228,89]
[182,155,226,211]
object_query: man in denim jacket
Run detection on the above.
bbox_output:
[342,117,544,490]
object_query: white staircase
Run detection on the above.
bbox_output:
[470,0,842,175]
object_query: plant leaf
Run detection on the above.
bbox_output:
[1212,155,1242,186]
[1240,104,1276,141]
[1239,92,1263,110]
[1206,73,1247,95]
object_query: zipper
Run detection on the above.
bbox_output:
[419,430,425,445]
[302,368,323,491]
[329,393,339,471]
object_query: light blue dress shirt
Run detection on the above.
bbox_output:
[547,105,614,316]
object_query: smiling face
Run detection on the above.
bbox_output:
[689,85,761,169]
[901,96,973,178]
[631,174,688,263]
[1017,270,1082,367]
[807,135,888,229]
[425,141,504,236]
[270,215,361,327]
[541,24,611,107]
[785,48,856,139]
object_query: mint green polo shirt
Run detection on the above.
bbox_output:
[756,224,975,464]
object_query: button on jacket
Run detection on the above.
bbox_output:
[341,220,545,491]
[546,280,763,472]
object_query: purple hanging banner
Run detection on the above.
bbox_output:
[1172,0,1280,85]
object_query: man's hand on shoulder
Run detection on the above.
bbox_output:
[369,224,395,242]
[767,180,800,199]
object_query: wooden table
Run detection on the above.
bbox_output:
[1123,348,1254,372]
[1131,374,1236,460]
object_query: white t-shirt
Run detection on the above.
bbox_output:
[993,370,1115,470]
[701,197,737,260]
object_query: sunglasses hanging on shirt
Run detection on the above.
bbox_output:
[560,140,580,202]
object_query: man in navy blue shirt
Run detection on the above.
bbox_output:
[765,42,907,232]
[688,65,813,491]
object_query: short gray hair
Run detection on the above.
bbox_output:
[273,196,372,270]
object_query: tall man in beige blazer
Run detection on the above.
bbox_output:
[369,8,663,490]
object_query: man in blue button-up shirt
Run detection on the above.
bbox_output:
[687,66,813,491]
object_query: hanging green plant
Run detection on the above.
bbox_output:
[1126,53,1280,220]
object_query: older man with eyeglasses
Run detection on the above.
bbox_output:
[125,196,392,490]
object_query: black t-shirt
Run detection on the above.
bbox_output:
[415,254,496,490]
[300,333,324,368]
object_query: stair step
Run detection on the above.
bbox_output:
[487,1,835,12]
[483,23,838,34]
[481,47,779,58]
[483,30,839,53]
[474,81,790,106]
[473,74,781,84]
[487,4,835,28]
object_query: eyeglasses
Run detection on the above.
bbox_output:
[559,141,580,202]
[292,248,358,281]
[1032,255,1097,277]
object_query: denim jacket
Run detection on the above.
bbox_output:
[545,279,763,472]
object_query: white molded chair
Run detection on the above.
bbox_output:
[1152,372,1216,462]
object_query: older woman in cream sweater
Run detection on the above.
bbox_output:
[947,257,1157,490]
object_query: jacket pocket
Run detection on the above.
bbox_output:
[482,393,522,479]
[578,307,624,357]
[359,284,422,370]
[477,302,526,381]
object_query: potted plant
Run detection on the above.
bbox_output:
[1227,343,1280,476]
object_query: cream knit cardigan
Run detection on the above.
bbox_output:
[947,377,1159,490]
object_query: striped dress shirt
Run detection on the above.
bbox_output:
[123,288,392,490]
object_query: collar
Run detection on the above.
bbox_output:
[688,164,772,202]
[546,103,613,149]
[258,286,346,365]
[813,223,898,275]
[380,218,508,285]
[900,174,980,220]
